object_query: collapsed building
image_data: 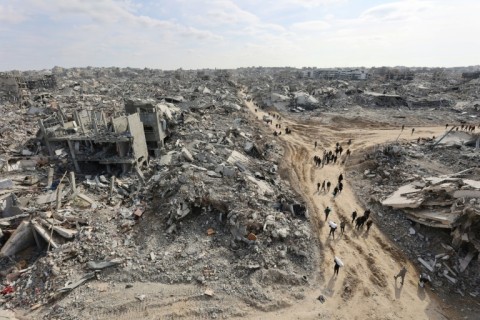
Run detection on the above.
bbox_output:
[0,68,315,319]
[358,91,408,107]
[382,175,480,273]
[0,73,56,105]
[1,66,479,318]
[38,108,148,175]
[0,73,29,104]
[124,99,178,157]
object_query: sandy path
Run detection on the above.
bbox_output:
[242,94,452,320]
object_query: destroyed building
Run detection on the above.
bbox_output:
[1,66,479,319]
[124,99,178,156]
[0,73,56,105]
[0,73,29,104]
[462,71,480,80]
[39,108,148,174]
[301,68,368,80]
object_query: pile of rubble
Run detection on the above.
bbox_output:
[0,68,314,317]
[239,67,480,127]
[347,133,480,298]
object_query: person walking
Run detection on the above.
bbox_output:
[351,211,357,223]
[321,180,326,192]
[364,209,371,220]
[327,181,331,192]
[394,266,407,285]
[340,220,346,234]
[334,258,341,277]
[324,206,331,220]
[366,220,373,232]
[315,141,317,149]
[328,221,337,239]
[418,273,431,288]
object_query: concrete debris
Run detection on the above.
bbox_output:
[382,176,480,229]
[0,67,312,318]
[2,66,479,318]
[349,122,479,304]
[57,272,95,293]
[86,259,122,270]
[204,288,215,297]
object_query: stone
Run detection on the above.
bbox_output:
[247,233,257,241]
[182,147,194,162]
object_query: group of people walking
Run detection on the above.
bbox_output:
[313,141,352,169]
[317,172,344,198]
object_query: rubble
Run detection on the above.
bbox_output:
[1,65,478,318]
[0,67,313,318]
[348,128,480,304]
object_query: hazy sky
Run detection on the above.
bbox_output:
[0,0,478,70]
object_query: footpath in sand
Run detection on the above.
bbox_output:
[242,93,453,320]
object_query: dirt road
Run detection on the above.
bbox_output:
[243,95,452,319]
[29,97,455,320]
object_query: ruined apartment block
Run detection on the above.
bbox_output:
[0,72,56,105]
[39,109,148,175]
[125,99,173,157]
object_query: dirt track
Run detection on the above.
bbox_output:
[26,96,458,320]
[242,95,454,319]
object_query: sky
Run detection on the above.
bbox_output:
[0,0,478,70]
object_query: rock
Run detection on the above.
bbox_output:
[87,259,122,270]
[204,288,215,297]
[222,166,236,177]
[0,179,13,190]
[182,147,194,162]
[276,228,288,239]
[135,294,146,301]
[206,171,222,178]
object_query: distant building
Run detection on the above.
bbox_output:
[462,71,480,80]
[301,68,368,80]
[0,72,56,104]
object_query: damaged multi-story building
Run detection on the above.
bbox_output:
[37,99,176,174]
[0,72,29,104]
[38,108,148,175]
[0,72,56,105]
[124,99,178,157]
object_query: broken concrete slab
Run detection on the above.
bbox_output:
[181,147,194,162]
[36,188,69,205]
[459,251,475,273]
[0,179,13,190]
[453,190,480,198]
[418,257,435,272]
[0,220,35,257]
[406,209,459,229]
[31,221,59,249]
[57,272,96,293]
[87,259,122,270]
[381,183,424,208]
[39,219,77,239]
